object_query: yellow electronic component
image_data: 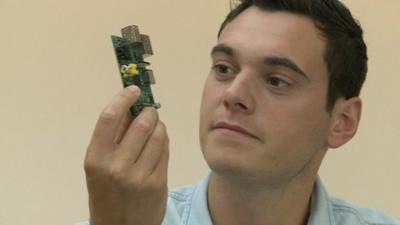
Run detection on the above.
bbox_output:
[128,63,138,69]
[121,64,139,77]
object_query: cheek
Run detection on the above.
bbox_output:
[200,81,211,119]
[199,78,217,138]
[262,94,330,151]
[199,76,225,118]
[255,103,330,180]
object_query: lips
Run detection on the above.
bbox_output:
[213,122,258,139]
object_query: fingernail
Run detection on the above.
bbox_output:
[127,85,139,93]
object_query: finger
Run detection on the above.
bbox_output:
[115,107,159,164]
[132,121,169,177]
[151,137,169,184]
[89,86,141,153]
[113,112,134,144]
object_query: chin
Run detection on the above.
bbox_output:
[201,145,297,187]
[202,143,260,180]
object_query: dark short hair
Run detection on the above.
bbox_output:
[218,0,368,110]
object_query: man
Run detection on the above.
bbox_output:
[80,0,400,225]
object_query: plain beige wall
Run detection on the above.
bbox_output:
[0,0,399,224]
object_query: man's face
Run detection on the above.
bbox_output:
[199,7,333,185]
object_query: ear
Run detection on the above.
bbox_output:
[326,97,362,149]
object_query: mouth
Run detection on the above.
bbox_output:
[213,122,258,140]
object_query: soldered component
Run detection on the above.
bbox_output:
[111,25,160,117]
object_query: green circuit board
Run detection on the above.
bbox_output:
[111,25,160,117]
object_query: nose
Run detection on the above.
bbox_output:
[222,72,255,114]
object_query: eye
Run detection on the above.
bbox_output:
[212,63,236,77]
[266,76,290,88]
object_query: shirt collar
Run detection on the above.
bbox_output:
[307,176,336,225]
[187,171,214,225]
[187,172,335,225]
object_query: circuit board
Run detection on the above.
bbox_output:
[111,25,160,117]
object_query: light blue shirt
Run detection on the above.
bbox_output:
[78,172,400,225]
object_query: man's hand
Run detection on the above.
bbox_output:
[84,86,169,225]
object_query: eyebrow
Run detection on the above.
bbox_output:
[211,43,309,79]
[211,44,234,56]
[264,56,308,79]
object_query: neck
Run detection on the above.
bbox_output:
[207,170,318,225]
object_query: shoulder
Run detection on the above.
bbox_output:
[329,197,400,225]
